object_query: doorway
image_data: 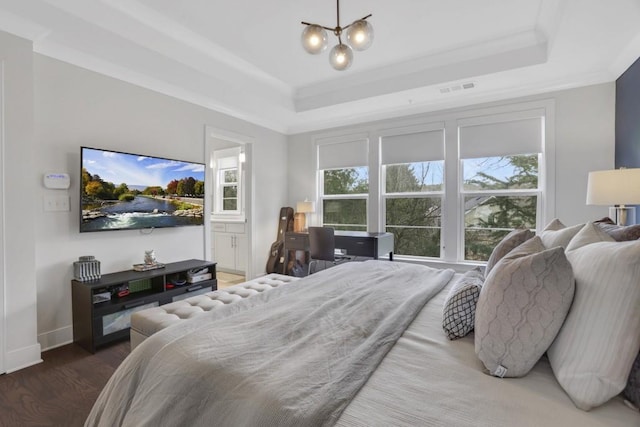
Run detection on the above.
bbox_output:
[204,126,255,282]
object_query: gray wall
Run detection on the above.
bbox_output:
[33,55,288,351]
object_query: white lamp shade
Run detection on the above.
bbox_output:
[301,24,328,54]
[346,19,374,51]
[586,168,640,205]
[296,200,316,213]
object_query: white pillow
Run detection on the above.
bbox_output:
[548,223,640,410]
[537,218,584,249]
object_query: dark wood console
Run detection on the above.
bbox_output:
[71,259,216,353]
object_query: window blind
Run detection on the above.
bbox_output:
[318,139,368,170]
[381,129,445,165]
[213,147,240,169]
[459,117,542,159]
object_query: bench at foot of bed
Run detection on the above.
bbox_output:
[130,273,299,350]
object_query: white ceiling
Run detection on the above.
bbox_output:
[0,0,639,134]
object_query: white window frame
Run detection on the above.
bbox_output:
[459,160,542,261]
[379,122,446,259]
[310,100,554,266]
[218,167,240,213]
[316,134,370,230]
[319,171,369,230]
[212,147,243,218]
[453,106,551,263]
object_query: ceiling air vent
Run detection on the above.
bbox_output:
[439,82,476,94]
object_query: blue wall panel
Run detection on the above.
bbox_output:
[615,56,640,223]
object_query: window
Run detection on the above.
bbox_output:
[381,128,445,257]
[459,115,543,261]
[311,102,550,265]
[318,137,369,231]
[220,168,239,211]
[212,147,242,215]
[462,155,539,260]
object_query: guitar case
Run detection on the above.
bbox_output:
[265,207,294,274]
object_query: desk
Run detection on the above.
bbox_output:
[283,231,394,275]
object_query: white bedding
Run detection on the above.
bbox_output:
[87,261,453,426]
[87,261,640,426]
[337,271,640,427]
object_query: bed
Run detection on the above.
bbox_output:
[86,224,640,426]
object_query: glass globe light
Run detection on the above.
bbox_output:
[329,43,353,71]
[301,24,328,55]
[346,19,374,51]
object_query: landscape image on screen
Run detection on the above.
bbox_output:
[81,147,206,232]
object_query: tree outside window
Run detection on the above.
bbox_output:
[384,161,443,257]
[462,154,539,261]
[322,167,368,231]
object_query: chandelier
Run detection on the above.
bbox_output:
[300,0,373,71]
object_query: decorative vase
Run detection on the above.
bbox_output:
[144,250,157,265]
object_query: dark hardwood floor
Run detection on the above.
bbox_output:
[0,341,130,427]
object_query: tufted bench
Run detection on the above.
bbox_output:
[130,273,299,350]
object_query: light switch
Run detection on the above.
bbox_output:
[44,195,70,212]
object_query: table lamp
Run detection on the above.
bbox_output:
[295,200,316,232]
[586,168,640,225]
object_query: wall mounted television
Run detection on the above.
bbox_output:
[80,146,206,232]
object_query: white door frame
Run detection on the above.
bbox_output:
[0,62,6,374]
[204,125,255,279]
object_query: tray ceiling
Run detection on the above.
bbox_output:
[0,0,639,134]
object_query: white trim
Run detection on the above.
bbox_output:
[541,100,556,228]
[37,326,73,352]
[0,61,5,374]
[5,343,42,374]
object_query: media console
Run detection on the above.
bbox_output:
[71,259,217,353]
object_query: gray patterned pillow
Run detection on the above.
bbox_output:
[625,352,640,409]
[475,236,575,378]
[485,228,534,276]
[442,268,484,340]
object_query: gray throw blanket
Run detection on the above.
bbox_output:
[86,261,454,427]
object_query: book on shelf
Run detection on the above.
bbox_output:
[132,262,166,272]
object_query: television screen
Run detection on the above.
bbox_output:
[80,147,205,232]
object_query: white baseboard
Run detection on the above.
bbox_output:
[6,343,42,373]
[38,325,73,352]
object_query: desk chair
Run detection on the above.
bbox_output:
[308,226,348,275]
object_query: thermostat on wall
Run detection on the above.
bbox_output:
[44,172,71,189]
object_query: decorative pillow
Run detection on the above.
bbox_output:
[594,216,615,225]
[485,228,534,276]
[548,223,640,410]
[625,352,640,410]
[442,268,484,340]
[537,218,584,249]
[474,236,574,378]
[595,221,640,241]
[565,221,613,251]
